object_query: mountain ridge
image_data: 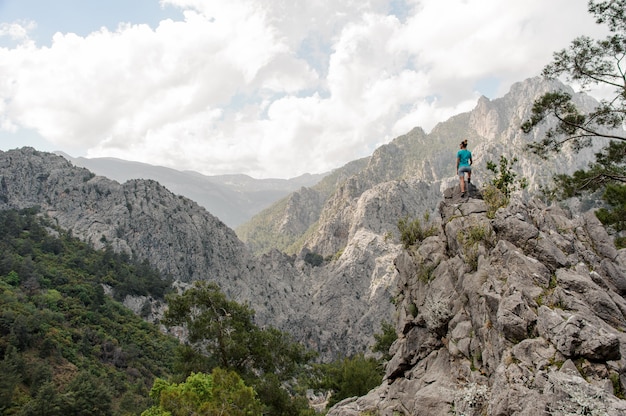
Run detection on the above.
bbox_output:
[238,77,609,259]
[60,153,327,228]
[0,76,621,365]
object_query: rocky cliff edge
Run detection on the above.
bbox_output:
[328,189,626,416]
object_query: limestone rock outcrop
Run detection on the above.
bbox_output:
[327,191,626,415]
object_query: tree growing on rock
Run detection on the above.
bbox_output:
[521,0,625,246]
[483,156,528,218]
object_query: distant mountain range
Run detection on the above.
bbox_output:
[58,153,327,228]
[1,77,618,364]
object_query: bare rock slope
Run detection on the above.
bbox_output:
[328,190,626,415]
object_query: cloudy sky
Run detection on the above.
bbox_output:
[0,0,607,178]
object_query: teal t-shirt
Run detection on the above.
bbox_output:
[457,149,472,167]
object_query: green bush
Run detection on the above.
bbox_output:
[595,184,626,249]
[482,184,508,219]
[143,369,264,416]
[304,252,324,267]
[371,321,397,361]
[397,213,438,248]
[486,156,528,199]
[313,353,383,408]
[457,225,493,271]
[484,156,528,218]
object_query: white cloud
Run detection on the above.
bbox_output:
[0,0,609,177]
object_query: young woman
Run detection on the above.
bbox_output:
[456,140,473,196]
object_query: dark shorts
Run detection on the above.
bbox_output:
[458,166,471,178]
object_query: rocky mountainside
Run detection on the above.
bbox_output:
[230,76,613,359]
[0,77,618,365]
[0,147,397,359]
[0,149,241,283]
[239,77,607,257]
[0,148,295,327]
[62,153,325,228]
[328,189,626,415]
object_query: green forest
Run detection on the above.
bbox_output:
[0,208,387,415]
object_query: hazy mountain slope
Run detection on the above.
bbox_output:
[63,154,326,228]
[236,157,369,254]
[0,148,260,302]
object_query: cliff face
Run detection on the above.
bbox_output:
[0,147,296,328]
[1,76,620,365]
[251,76,614,360]
[284,178,443,359]
[241,77,608,259]
[0,148,248,286]
[328,190,626,415]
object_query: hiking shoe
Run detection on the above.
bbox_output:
[461,192,465,197]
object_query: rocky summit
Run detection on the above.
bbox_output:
[327,188,626,415]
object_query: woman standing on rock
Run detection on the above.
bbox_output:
[456,139,473,196]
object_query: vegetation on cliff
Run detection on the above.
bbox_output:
[0,208,387,415]
[522,0,626,248]
[0,208,179,415]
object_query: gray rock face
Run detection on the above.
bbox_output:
[327,192,626,415]
[0,147,410,358]
[0,148,247,285]
[232,76,614,358]
[1,76,622,369]
[0,147,299,332]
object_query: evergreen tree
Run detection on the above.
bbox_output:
[313,353,383,409]
[521,0,625,245]
[162,281,315,415]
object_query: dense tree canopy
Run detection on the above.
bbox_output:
[162,281,317,415]
[0,208,179,415]
[312,353,383,409]
[142,369,264,416]
[163,281,313,379]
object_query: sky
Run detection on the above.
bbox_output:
[0,0,609,178]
